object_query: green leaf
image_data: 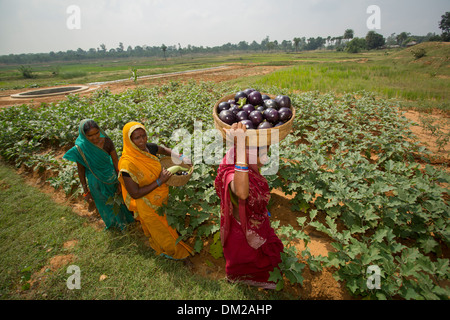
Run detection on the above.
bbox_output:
[346,200,363,214]
[268,267,283,282]
[209,232,223,259]
[418,237,439,254]
[193,237,203,253]
[296,217,307,227]
[372,228,389,243]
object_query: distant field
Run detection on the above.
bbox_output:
[0,52,301,89]
[1,42,449,111]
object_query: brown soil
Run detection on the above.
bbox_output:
[4,64,449,300]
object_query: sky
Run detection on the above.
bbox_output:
[0,0,448,55]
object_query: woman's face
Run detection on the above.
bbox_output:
[85,127,101,145]
[131,128,147,151]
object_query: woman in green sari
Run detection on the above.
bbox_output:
[64,119,135,230]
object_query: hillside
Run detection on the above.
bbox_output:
[388,42,450,73]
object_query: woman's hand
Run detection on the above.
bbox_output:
[158,168,173,184]
[226,122,247,145]
[178,154,192,166]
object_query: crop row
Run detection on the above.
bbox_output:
[0,81,448,299]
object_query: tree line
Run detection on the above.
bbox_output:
[2,12,449,65]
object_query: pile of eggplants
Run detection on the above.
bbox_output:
[217,88,293,129]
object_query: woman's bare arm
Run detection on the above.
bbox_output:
[122,169,172,199]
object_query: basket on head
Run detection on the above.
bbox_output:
[212,93,295,147]
[159,156,194,187]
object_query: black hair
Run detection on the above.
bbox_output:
[83,120,99,133]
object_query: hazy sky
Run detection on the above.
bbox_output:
[0,0,448,55]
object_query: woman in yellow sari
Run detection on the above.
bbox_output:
[118,122,193,260]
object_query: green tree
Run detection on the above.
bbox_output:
[439,12,450,41]
[99,43,107,53]
[261,36,270,52]
[237,41,249,51]
[366,31,385,50]
[293,37,301,52]
[343,29,354,41]
[346,37,366,53]
[396,32,410,46]
[266,41,275,51]
[161,44,167,60]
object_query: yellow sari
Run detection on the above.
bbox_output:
[118,122,193,260]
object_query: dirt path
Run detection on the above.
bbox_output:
[4,63,449,300]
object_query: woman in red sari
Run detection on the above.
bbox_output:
[215,122,283,289]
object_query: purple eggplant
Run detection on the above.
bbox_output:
[235,91,248,103]
[275,95,292,109]
[242,104,255,114]
[243,88,256,95]
[217,101,230,113]
[258,121,273,129]
[278,107,293,122]
[236,110,249,121]
[263,107,279,124]
[219,110,237,125]
[229,104,240,115]
[256,105,265,112]
[240,120,254,129]
[248,91,263,106]
[249,110,263,127]
[264,99,279,110]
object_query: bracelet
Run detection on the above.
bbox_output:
[179,154,185,161]
[156,179,162,187]
[83,191,90,197]
[235,162,248,166]
[234,165,249,173]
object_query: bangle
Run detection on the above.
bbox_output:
[83,191,90,197]
[156,179,162,187]
[235,162,248,166]
[235,165,249,173]
[179,154,185,161]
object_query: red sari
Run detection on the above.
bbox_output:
[214,148,283,289]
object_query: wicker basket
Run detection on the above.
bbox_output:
[159,156,194,187]
[212,93,296,147]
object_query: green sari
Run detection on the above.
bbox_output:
[63,119,134,230]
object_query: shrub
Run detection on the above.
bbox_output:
[411,48,427,59]
[18,65,35,79]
